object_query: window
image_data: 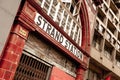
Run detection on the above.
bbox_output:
[107,20,116,35]
[102,4,108,12]
[97,8,106,24]
[116,60,120,67]
[88,69,101,80]
[116,43,120,51]
[104,41,113,60]
[108,10,114,20]
[106,32,111,41]
[116,51,120,68]
[118,32,120,42]
[63,0,81,20]
[98,25,105,34]
[110,1,119,17]
[37,0,82,46]
[92,30,103,51]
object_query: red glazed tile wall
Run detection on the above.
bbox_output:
[0,24,29,80]
[50,66,75,80]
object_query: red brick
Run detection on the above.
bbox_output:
[24,3,36,19]
[2,51,11,60]
[0,69,5,78]
[10,72,15,80]
[83,55,88,64]
[9,34,18,44]
[6,43,17,52]
[4,71,11,80]
[12,24,20,34]
[0,60,12,70]
[16,37,25,48]
[10,64,17,72]
[3,51,18,62]
[15,47,23,55]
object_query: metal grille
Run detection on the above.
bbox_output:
[14,54,51,80]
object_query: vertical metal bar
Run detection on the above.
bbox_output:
[59,9,65,27]
[47,0,53,15]
[76,28,80,44]
[41,0,45,8]
[54,2,60,21]
[79,28,82,46]
[72,24,77,40]
[68,20,73,36]
[64,15,69,32]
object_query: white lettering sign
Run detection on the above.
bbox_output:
[61,0,72,3]
[34,13,83,61]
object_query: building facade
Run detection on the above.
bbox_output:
[0,0,93,80]
[88,0,120,80]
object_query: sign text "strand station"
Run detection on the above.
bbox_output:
[34,13,83,61]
